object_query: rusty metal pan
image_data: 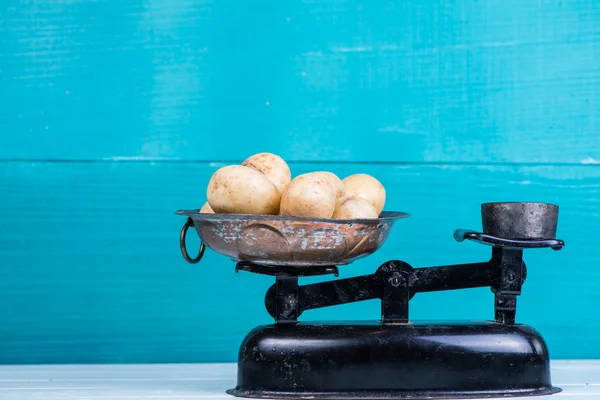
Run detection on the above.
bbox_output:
[176,210,409,267]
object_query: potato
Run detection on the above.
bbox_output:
[200,202,214,213]
[333,196,378,219]
[242,152,291,195]
[309,171,344,198]
[342,174,386,215]
[280,173,336,218]
[207,165,280,214]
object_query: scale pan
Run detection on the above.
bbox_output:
[176,210,408,267]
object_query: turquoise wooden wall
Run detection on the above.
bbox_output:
[1,0,599,363]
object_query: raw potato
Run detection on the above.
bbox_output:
[342,174,386,215]
[333,196,378,219]
[308,171,344,198]
[200,202,214,213]
[242,152,291,195]
[280,173,336,218]
[207,165,281,215]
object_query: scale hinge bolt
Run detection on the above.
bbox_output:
[389,272,403,287]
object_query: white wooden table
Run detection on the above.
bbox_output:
[0,362,598,400]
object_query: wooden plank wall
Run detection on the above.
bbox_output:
[1,0,599,363]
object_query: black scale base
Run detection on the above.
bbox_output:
[228,321,558,399]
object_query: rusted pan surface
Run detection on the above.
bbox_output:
[176,211,408,266]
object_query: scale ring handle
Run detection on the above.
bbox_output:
[180,217,205,264]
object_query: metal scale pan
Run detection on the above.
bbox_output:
[177,210,408,267]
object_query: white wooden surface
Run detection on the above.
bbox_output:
[0,362,598,400]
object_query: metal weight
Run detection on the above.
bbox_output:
[481,202,558,240]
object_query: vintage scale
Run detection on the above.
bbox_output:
[178,202,564,399]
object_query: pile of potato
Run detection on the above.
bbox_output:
[201,153,386,219]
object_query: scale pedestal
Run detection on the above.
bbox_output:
[230,227,563,398]
[230,322,555,399]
